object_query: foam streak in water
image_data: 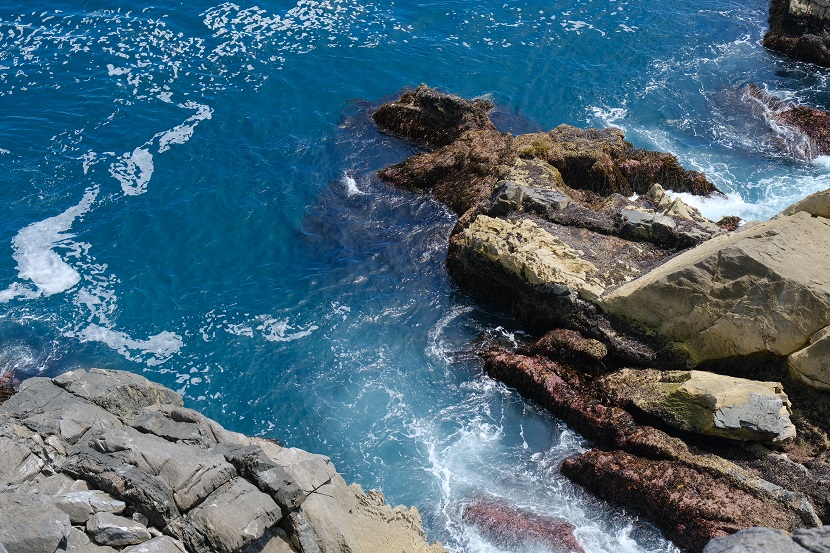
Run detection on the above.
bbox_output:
[0,186,98,302]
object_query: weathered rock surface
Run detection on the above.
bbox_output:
[764,0,830,67]
[0,492,71,553]
[0,369,446,553]
[461,497,585,553]
[600,369,796,444]
[781,186,830,219]
[702,527,810,553]
[372,83,496,148]
[601,211,830,367]
[459,215,606,301]
[86,513,152,546]
[744,84,830,160]
[561,450,804,553]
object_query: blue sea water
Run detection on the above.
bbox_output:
[1,1,829,551]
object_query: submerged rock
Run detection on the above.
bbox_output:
[744,84,830,160]
[0,369,446,553]
[764,0,830,67]
[600,369,796,444]
[461,497,585,553]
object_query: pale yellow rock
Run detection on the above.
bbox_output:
[461,215,605,301]
[601,369,796,444]
[500,157,566,189]
[778,187,830,219]
[789,326,830,390]
[601,211,830,365]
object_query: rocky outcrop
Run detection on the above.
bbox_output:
[601,211,830,367]
[372,86,830,553]
[599,369,796,444]
[372,83,496,149]
[744,84,830,160]
[460,497,585,553]
[764,0,830,67]
[0,369,445,553]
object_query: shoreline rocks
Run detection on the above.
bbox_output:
[0,369,445,553]
[372,85,830,552]
[764,0,830,67]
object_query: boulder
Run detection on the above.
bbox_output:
[0,492,71,553]
[87,513,151,547]
[764,0,830,67]
[744,84,830,160]
[703,527,810,553]
[780,187,830,219]
[66,526,118,553]
[461,496,585,553]
[600,369,796,444]
[789,326,830,389]
[601,211,830,367]
[372,84,496,148]
[0,369,447,553]
[458,215,605,301]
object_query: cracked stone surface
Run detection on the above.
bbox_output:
[0,369,446,553]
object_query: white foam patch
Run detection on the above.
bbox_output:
[76,324,184,366]
[107,101,212,195]
[110,147,154,196]
[670,191,760,222]
[257,316,318,342]
[157,101,213,153]
[0,186,98,302]
[814,156,830,170]
[343,172,362,196]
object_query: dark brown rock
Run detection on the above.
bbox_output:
[524,328,608,371]
[461,496,585,553]
[764,0,830,67]
[372,84,496,149]
[513,125,717,197]
[744,84,830,160]
[561,449,803,553]
[378,129,511,215]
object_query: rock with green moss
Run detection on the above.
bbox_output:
[600,369,796,444]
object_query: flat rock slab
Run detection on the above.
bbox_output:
[87,512,151,547]
[703,527,810,553]
[0,492,71,553]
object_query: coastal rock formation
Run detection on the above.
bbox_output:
[0,369,445,553]
[372,85,830,552]
[744,84,830,160]
[601,210,830,368]
[372,83,496,148]
[764,0,830,66]
[460,497,585,553]
[599,369,796,444]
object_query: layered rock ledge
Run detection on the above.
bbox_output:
[372,85,830,552]
[0,369,445,553]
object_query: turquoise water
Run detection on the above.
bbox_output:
[1,1,829,551]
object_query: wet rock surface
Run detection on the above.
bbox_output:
[744,84,830,160]
[373,85,830,552]
[0,369,446,553]
[461,496,585,553]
